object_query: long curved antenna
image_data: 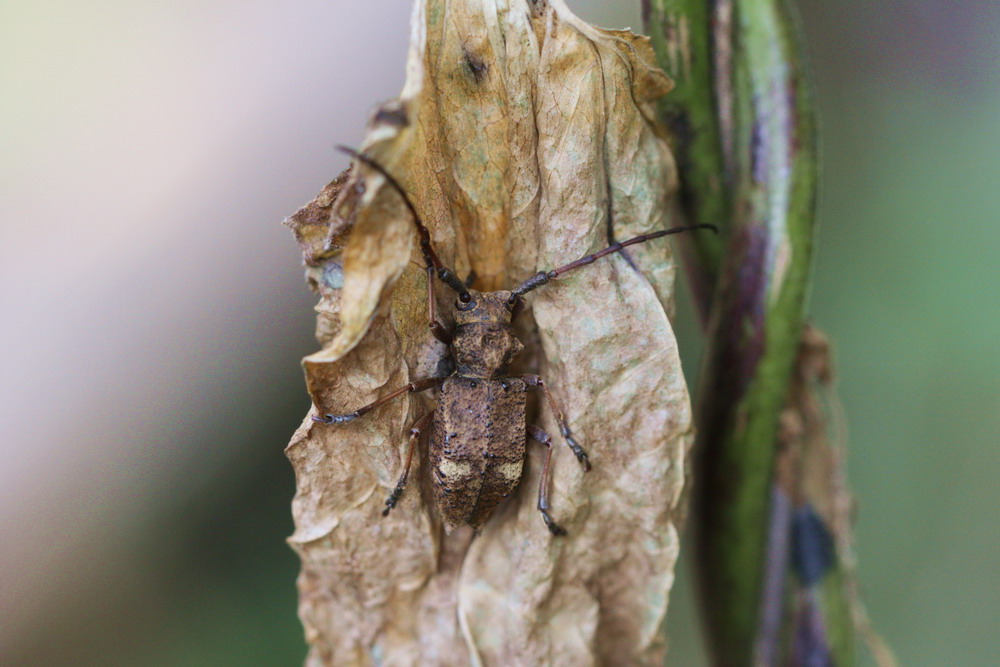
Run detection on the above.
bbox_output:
[337,145,467,343]
[511,223,718,297]
[335,146,470,300]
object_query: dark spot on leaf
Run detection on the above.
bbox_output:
[463,46,489,84]
[791,504,834,586]
[373,103,408,127]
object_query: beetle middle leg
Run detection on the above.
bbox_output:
[383,409,435,516]
[527,425,567,536]
[312,377,441,424]
[520,374,592,471]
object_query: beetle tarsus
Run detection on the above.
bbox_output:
[312,413,358,424]
[565,436,592,471]
[541,511,568,536]
[382,488,403,516]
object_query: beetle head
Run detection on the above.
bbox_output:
[453,289,518,326]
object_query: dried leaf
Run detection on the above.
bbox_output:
[285,1,692,664]
[772,327,898,667]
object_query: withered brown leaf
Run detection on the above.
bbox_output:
[284,1,692,664]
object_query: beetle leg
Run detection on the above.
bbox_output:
[383,410,435,516]
[520,375,592,471]
[527,425,567,536]
[312,377,442,424]
[427,265,453,345]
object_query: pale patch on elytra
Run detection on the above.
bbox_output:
[439,459,473,480]
[496,461,522,481]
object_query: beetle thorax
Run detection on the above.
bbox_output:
[451,290,523,378]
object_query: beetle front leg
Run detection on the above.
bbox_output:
[520,375,592,471]
[426,265,453,345]
[527,425,567,536]
[383,409,435,516]
[312,377,442,424]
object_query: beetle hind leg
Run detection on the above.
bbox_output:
[383,410,434,516]
[527,425,568,536]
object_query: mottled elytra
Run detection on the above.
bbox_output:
[312,146,715,535]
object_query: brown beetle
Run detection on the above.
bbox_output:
[313,147,714,535]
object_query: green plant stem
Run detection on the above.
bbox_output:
[646,0,822,664]
[643,0,727,322]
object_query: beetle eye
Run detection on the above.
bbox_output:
[506,294,517,308]
[458,292,472,303]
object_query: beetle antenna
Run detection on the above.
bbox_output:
[336,145,470,299]
[511,223,718,297]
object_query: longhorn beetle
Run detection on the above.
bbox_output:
[313,146,715,535]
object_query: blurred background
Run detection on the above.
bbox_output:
[2,1,997,664]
